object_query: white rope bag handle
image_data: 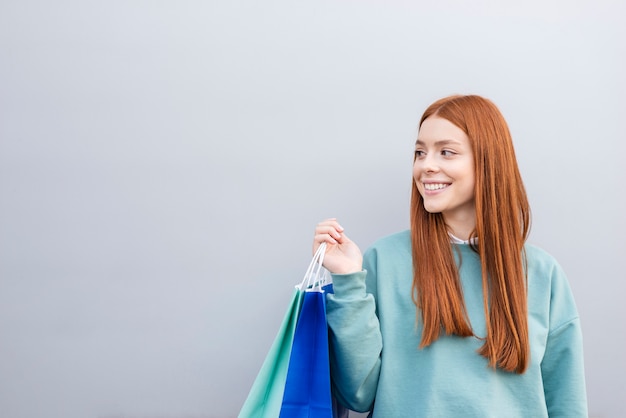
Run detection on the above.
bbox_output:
[298,242,329,292]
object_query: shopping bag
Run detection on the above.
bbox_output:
[279,245,333,418]
[279,290,333,417]
[239,244,330,418]
[238,287,305,418]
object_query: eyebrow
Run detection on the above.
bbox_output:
[414,139,463,146]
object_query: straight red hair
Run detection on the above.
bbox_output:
[410,95,531,373]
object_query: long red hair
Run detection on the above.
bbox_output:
[410,95,531,373]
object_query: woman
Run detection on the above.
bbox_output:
[313,95,587,417]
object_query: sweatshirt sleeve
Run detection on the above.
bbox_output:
[325,249,382,412]
[540,262,588,417]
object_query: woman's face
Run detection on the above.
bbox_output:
[414,116,476,233]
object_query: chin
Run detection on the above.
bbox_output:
[423,205,444,214]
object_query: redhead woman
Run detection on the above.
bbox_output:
[314,95,587,417]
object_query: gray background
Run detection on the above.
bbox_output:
[0,1,624,417]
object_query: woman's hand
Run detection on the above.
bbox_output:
[313,218,363,274]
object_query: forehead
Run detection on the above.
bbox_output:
[416,116,469,145]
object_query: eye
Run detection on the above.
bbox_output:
[414,150,426,158]
[441,149,457,157]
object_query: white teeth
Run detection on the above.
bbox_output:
[424,183,449,191]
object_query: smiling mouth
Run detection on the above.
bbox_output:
[423,183,450,191]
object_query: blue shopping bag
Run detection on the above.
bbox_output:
[279,248,334,418]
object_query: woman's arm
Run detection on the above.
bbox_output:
[314,219,382,411]
[326,264,382,412]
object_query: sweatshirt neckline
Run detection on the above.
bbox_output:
[448,232,477,245]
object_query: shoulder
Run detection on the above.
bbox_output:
[370,229,411,250]
[366,230,412,257]
[523,244,566,279]
[362,230,412,275]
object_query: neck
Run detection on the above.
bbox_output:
[443,213,475,241]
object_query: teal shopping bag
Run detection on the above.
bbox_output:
[238,287,305,418]
[239,244,330,418]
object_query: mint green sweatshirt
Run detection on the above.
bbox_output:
[326,230,587,417]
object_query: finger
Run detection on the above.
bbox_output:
[316,218,344,231]
[315,221,345,240]
[313,219,347,254]
[314,233,338,246]
[315,225,344,240]
[313,237,335,256]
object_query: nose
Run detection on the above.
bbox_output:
[421,153,439,173]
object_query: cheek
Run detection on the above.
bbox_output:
[412,162,421,179]
[412,166,421,185]
[465,166,476,190]
[455,160,475,186]
[412,169,425,196]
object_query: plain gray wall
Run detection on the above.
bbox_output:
[0,1,624,417]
